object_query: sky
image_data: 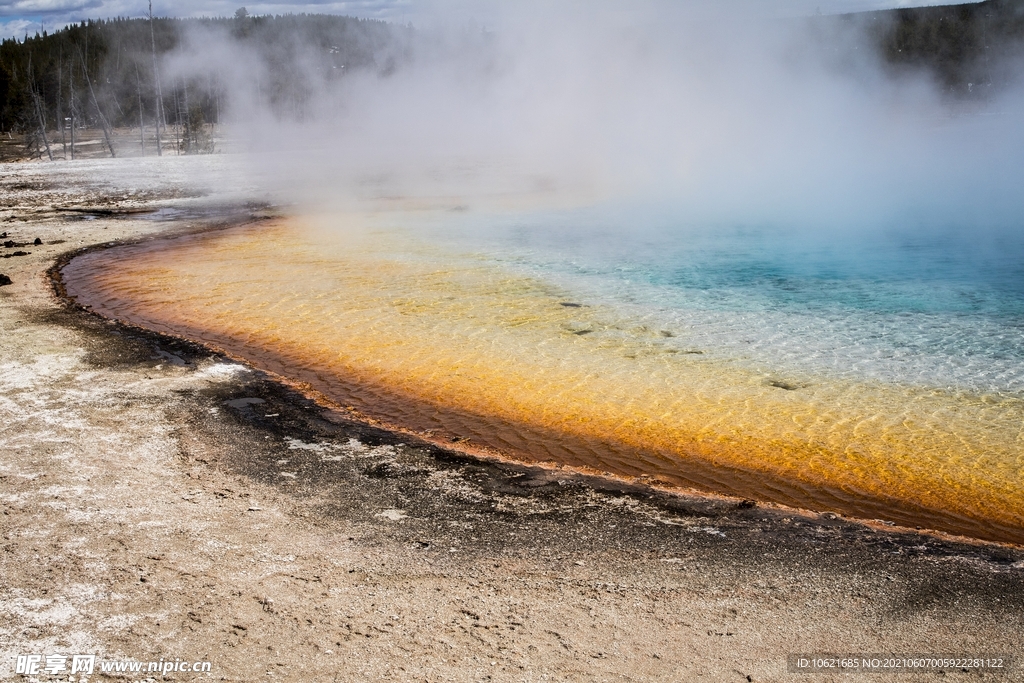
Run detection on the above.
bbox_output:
[0,0,977,42]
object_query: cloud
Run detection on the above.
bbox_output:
[0,0,411,38]
[0,0,101,18]
[0,1,980,40]
[0,16,35,36]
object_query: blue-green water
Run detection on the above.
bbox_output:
[421,206,1024,395]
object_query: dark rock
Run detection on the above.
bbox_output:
[11,251,29,257]
[363,461,425,479]
[33,237,42,245]
[224,397,265,409]
[3,240,13,248]
[0,274,11,286]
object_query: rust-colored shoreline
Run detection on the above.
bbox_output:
[53,223,1024,548]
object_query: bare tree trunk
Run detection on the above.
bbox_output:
[58,43,67,158]
[135,62,145,154]
[208,72,220,149]
[78,47,116,158]
[182,79,192,153]
[69,59,76,160]
[28,58,54,161]
[149,1,164,156]
[173,81,181,154]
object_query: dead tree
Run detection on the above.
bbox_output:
[69,58,76,160]
[172,80,181,154]
[77,45,116,158]
[135,62,145,154]
[27,58,54,161]
[149,1,165,156]
[182,79,190,151]
[58,43,67,158]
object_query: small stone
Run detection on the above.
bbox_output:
[33,237,42,245]
[3,240,13,248]
[0,274,11,286]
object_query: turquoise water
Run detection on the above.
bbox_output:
[418,206,1024,395]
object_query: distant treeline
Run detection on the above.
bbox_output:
[856,0,1024,96]
[0,11,409,153]
[1,1,1022,155]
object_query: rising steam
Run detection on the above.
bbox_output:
[157,1,1024,232]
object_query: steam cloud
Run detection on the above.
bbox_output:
[161,1,1024,233]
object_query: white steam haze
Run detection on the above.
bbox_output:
[160,0,1024,233]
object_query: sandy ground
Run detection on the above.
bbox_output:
[1,155,1023,683]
